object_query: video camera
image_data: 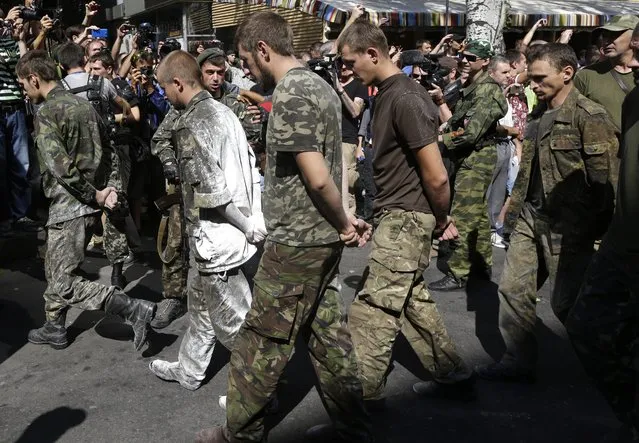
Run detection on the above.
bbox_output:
[158,38,181,58]
[400,50,462,107]
[18,0,62,25]
[307,54,338,83]
[136,22,155,49]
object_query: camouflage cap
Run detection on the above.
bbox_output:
[598,14,639,32]
[465,39,495,59]
[196,48,225,67]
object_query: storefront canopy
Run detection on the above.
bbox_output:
[292,0,639,27]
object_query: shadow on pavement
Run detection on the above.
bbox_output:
[0,298,37,365]
[142,329,179,358]
[14,406,87,443]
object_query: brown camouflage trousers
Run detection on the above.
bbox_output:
[448,146,496,280]
[161,203,187,300]
[226,240,372,442]
[44,215,116,322]
[566,239,639,433]
[350,210,470,400]
[498,203,593,370]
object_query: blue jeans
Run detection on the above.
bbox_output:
[0,108,31,222]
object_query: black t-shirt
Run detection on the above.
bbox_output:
[371,73,439,218]
[341,78,368,144]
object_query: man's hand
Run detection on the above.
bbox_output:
[130,68,142,86]
[558,29,574,44]
[6,6,21,23]
[116,23,129,39]
[163,161,179,184]
[350,4,364,20]
[78,25,99,44]
[245,213,267,244]
[433,216,458,241]
[85,1,99,17]
[246,105,263,124]
[428,84,444,103]
[349,215,372,247]
[96,186,117,208]
[534,18,547,29]
[339,226,359,247]
[40,15,53,33]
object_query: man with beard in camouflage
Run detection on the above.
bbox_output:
[19,50,156,352]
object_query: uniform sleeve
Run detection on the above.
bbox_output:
[176,127,231,209]
[393,92,438,149]
[441,83,508,150]
[36,109,97,204]
[151,107,179,166]
[269,95,323,153]
[574,70,589,97]
[581,111,619,214]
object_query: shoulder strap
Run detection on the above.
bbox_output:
[610,69,631,95]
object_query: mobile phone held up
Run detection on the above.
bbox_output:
[92,28,108,39]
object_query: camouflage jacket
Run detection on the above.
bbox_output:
[173,90,260,272]
[441,71,508,158]
[507,86,619,243]
[35,86,115,226]
[151,89,263,168]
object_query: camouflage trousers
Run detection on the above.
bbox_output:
[498,203,593,370]
[448,146,497,280]
[161,202,187,300]
[171,253,258,386]
[226,240,372,442]
[44,214,116,322]
[566,239,639,432]
[350,210,470,401]
[103,211,129,265]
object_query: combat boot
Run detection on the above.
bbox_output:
[428,274,466,292]
[28,312,68,349]
[151,298,186,329]
[105,292,156,351]
[110,262,127,290]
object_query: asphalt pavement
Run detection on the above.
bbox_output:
[0,237,618,443]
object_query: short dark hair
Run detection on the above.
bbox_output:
[65,25,86,40]
[55,42,86,70]
[416,39,432,48]
[234,11,295,57]
[504,49,524,65]
[88,51,115,70]
[16,50,58,81]
[337,19,389,57]
[202,55,226,69]
[527,43,578,75]
[157,50,203,88]
[132,51,154,68]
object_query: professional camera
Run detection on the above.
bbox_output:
[136,22,155,49]
[139,66,154,78]
[158,38,181,58]
[18,0,62,24]
[307,54,337,83]
[400,50,462,107]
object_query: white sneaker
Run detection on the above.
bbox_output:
[491,232,506,249]
[218,395,227,410]
[149,360,200,391]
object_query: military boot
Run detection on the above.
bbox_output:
[428,274,466,292]
[105,292,156,351]
[28,312,68,349]
[151,298,187,329]
[110,262,127,290]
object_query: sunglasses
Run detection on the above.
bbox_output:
[458,53,479,62]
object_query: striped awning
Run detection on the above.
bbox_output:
[218,0,639,27]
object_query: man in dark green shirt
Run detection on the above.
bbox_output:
[566,22,639,442]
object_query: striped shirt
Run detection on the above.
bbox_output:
[0,38,23,103]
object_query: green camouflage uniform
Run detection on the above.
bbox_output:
[440,71,508,280]
[151,90,263,300]
[36,86,118,321]
[498,86,617,371]
[225,67,372,442]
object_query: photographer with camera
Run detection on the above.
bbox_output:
[0,8,42,237]
[427,40,508,292]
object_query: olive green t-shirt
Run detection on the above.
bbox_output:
[575,60,634,130]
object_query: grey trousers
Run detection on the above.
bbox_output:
[175,253,260,385]
[487,140,511,230]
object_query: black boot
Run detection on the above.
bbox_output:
[28,312,68,349]
[111,262,127,290]
[105,292,156,351]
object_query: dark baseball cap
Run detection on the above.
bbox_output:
[196,48,225,67]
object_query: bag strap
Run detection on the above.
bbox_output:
[610,69,632,95]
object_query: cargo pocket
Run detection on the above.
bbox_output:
[244,280,303,342]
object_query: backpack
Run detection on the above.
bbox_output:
[62,75,117,138]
